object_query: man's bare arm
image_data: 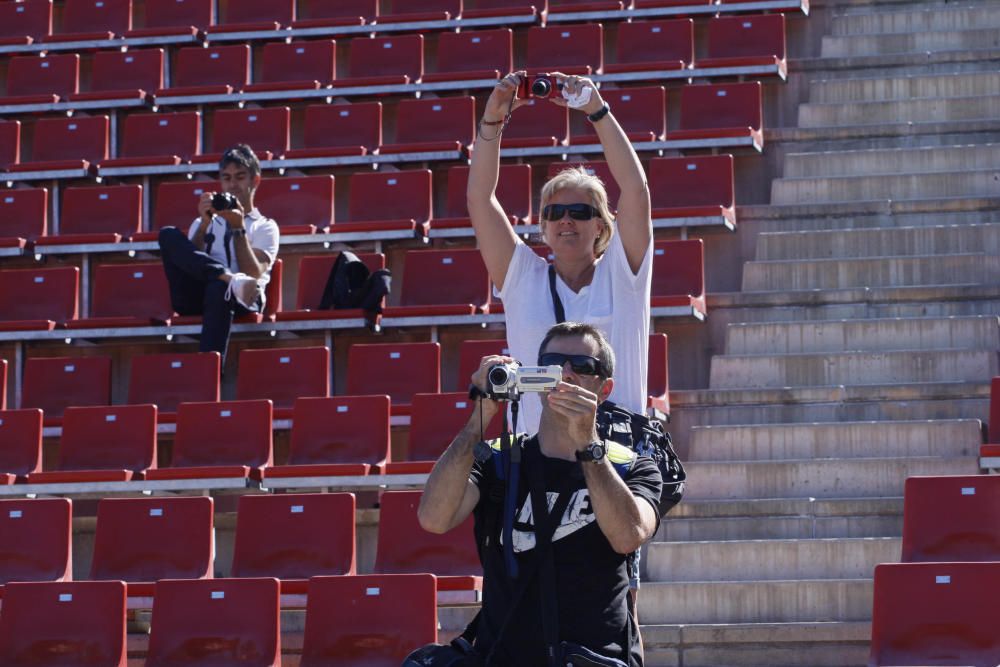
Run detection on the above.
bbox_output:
[582,459,658,554]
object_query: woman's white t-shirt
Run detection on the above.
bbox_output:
[497,230,653,433]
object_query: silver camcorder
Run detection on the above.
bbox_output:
[487,363,562,401]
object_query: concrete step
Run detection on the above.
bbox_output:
[646,537,900,582]
[688,419,982,461]
[831,6,1000,36]
[684,456,978,501]
[639,578,872,624]
[799,95,1000,128]
[809,72,1000,104]
[783,144,1000,178]
[724,316,1000,354]
[742,254,1000,291]
[755,224,1000,260]
[743,198,1000,232]
[771,170,1000,206]
[709,349,998,388]
[821,27,1000,58]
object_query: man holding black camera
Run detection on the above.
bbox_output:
[418,322,662,666]
[157,144,280,364]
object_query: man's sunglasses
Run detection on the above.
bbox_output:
[538,352,607,377]
[541,203,599,222]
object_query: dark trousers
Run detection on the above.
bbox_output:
[158,227,259,363]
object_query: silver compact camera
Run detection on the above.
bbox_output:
[487,363,562,401]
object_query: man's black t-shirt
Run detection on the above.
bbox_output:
[468,436,662,666]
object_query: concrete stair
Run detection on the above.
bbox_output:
[783,145,1000,178]
[821,28,1000,58]
[755,224,1000,259]
[830,5,1000,36]
[798,95,1000,127]
[771,170,1000,205]
[809,72,1000,104]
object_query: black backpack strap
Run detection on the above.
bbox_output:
[547,264,566,324]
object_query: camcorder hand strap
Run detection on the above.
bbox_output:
[547,264,567,324]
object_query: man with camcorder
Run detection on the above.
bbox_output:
[418,322,662,667]
[157,144,280,365]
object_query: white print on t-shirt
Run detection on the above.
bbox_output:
[509,489,595,553]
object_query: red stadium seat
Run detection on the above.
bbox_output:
[651,239,706,318]
[648,333,670,416]
[0,581,126,667]
[47,0,130,41]
[635,0,711,7]
[0,498,70,583]
[571,86,665,144]
[91,496,213,595]
[27,405,157,484]
[256,175,334,234]
[69,48,163,103]
[264,395,391,480]
[197,106,290,162]
[870,562,1000,667]
[292,0,377,27]
[215,0,294,32]
[347,342,440,415]
[300,574,436,667]
[33,184,141,246]
[236,346,329,420]
[276,252,385,322]
[375,491,481,592]
[126,0,209,37]
[649,154,735,229]
[146,578,280,667]
[0,409,42,481]
[98,111,201,172]
[133,179,218,241]
[548,0,623,11]
[384,248,492,318]
[605,19,693,74]
[0,359,5,410]
[463,0,542,19]
[0,0,52,45]
[525,23,603,75]
[65,262,173,329]
[345,169,432,235]
[285,102,381,159]
[1,53,78,105]
[160,44,250,97]
[232,493,356,592]
[0,266,77,331]
[9,115,108,174]
[382,0,460,23]
[670,82,763,149]
[457,339,510,388]
[0,120,19,171]
[424,29,512,83]
[340,34,423,86]
[901,475,1000,562]
[435,164,531,232]
[547,159,620,208]
[986,376,1000,451]
[127,352,221,422]
[701,14,787,75]
[0,187,46,247]
[245,40,337,93]
[380,96,475,155]
[21,355,111,426]
[501,97,568,148]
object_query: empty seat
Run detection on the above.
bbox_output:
[126,0,210,37]
[375,491,480,590]
[571,86,665,143]
[98,111,201,172]
[548,0,623,13]
[161,44,250,97]
[236,347,329,420]
[264,395,391,480]
[292,0,378,27]
[28,405,156,484]
[340,34,423,86]
[500,97,568,148]
[525,23,603,75]
[285,102,382,160]
[436,164,531,231]
[91,496,213,595]
[10,115,108,174]
[0,119,19,171]
[21,355,111,425]
[648,332,670,416]
[0,266,77,331]
[70,48,163,103]
[276,252,386,321]
[0,409,42,482]
[670,82,763,149]
[232,493,355,591]
[380,96,475,155]
[985,377,1000,460]
[255,175,334,234]
[547,159,620,207]
[144,399,273,482]
[0,580,127,667]
[301,574,437,667]
[35,184,141,246]
[134,179,218,241]
[0,498,70,583]
[651,239,706,319]
[345,169,432,234]
[649,154,735,229]
[382,0,460,22]
[701,13,787,75]
[0,358,5,410]
[457,338,510,388]
[901,475,1000,562]
[347,342,440,414]
[635,0,712,7]
[65,262,173,329]
[198,106,290,162]
[0,187,47,248]
[127,352,221,421]
[463,0,541,19]
[0,0,52,46]
[424,29,512,83]
[383,248,492,318]
[1,53,79,105]
[605,19,693,73]
[215,0,294,31]
[245,40,336,93]
[48,0,131,40]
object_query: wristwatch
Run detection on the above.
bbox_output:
[575,440,607,464]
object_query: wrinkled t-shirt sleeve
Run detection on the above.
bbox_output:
[496,240,542,302]
[606,223,652,291]
[627,455,663,531]
[250,219,280,264]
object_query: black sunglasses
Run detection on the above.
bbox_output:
[538,352,607,377]
[541,203,599,222]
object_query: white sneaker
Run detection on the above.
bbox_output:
[224,272,261,309]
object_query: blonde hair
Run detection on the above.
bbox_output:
[539,167,615,257]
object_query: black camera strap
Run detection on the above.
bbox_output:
[547,264,566,324]
[203,217,234,269]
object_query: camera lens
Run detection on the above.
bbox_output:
[488,365,512,387]
[531,77,552,97]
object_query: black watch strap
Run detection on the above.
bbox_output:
[587,103,611,123]
[575,441,606,462]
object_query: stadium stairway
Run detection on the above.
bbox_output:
[629,0,1000,664]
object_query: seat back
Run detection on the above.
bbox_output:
[408,392,501,461]
[652,239,705,300]
[89,48,163,93]
[393,96,475,147]
[0,409,42,477]
[301,573,436,667]
[457,339,510,388]
[649,154,735,210]
[59,404,157,474]
[232,493,355,579]
[446,164,531,221]
[989,377,1000,443]
[0,0,52,41]
[574,86,665,142]
[901,475,1000,562]
[0,265,77,325]
[89,262,173,321]
[153,180,219,232]
[6,53,78,98]
[173,44,250,89]
[60,0,131,35]
[288,395,391,468]
[127,352,220,414]
[294,253,385,310]
[375,491,480,576]
[236,347,329,410]
[0,581,126,667]
[298,0,378,23]
[30,115,108,164]
[142,0,211,30]
[120,111,200,161]
[525,23,603,72]
[91,496,213,582]
[348,33,423,80]
[347,342,440,406]
[21,355,110,417]
[679,82,763,132]
[173,399,273,468]
[648,333,669,415]
[0,497,70,584]
[399,248,491,309]
[60,184,142,237]
[256,175,334,232]
[219,0,294,25]
[707,13,786,61]
[386,0,460,16]
[146,578,280,667]
[347,169,432,225]
[500,97,568,145]
[616,19,693,67]
[0,120,19,171]
[210,106,290,156]
[435,28,512,77]
[301,101,381,153]
[259,40,336,86]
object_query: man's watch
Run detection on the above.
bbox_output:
[575,440,607,464]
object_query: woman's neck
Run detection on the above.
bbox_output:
[554,255,597,292]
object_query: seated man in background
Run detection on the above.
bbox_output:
[158,144,280,364]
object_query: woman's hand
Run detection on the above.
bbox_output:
[547,72,605,117]
[483,71,531,122]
